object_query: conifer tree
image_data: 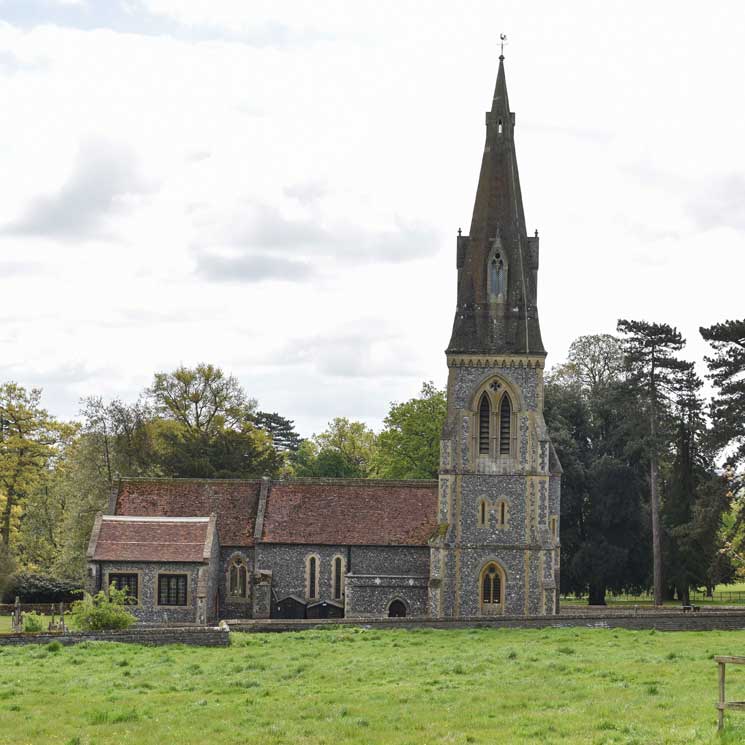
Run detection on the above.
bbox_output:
[700,319,745,480]
[251,411,301,453]
[662,368,730,603]
[617,320,692,606]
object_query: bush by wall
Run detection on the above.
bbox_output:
[22,612,44,633]
[1,572,83,604]
[70,586,136,631]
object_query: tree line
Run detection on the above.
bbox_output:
[1,319,743,606]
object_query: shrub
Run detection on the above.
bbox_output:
[2,572,82,604]
[70,585,136,631]
[23,611,44,633]
[46,641,63,653]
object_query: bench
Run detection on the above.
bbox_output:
[681,604,700,613]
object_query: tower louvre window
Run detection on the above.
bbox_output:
[499,395,511,454]
[478,394,490,454]
[498,119,503,134]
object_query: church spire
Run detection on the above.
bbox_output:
[447,53,545,357]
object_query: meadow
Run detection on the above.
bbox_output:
[2,627,745,745]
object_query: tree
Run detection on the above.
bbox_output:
[375,382,446,479]
[617,320,692,606]
[294,418,378,478]
[700,319,745,479]
[558,334,625,394]
[143,365,280,479]
[700,319,745,582]
[0,383,68,551]
[251,411,301,453]
[661,368,730,603]
[80,396,156,481]
[148,364,255,435]
[545,341,649,604]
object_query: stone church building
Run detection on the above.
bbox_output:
[86,55,562,624]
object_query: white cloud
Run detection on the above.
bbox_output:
[0,1,744,435]
[2,137,153,240]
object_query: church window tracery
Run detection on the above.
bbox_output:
[480,563,503,606]
[228,558,248,598]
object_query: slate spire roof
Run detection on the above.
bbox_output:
[447,55,545,357]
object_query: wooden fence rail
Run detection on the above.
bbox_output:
[715,656,745,731]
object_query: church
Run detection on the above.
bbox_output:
[85,53,562,623]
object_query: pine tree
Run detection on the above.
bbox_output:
[251,411,302,453]
[700,319,745,480]
[617,320,692,606]
[662,368,730,604]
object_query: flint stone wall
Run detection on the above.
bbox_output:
[256,544,430,611]
[0,626,230,647]
[97,561,202,624]
[345,574,429,618]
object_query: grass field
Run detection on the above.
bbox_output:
[2,627,745,744]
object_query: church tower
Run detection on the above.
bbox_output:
[430,52,562,617]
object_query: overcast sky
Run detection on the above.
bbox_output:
[1,0,744,437]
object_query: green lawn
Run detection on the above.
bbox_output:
[1,627,745,745]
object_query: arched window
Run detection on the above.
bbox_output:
[478,394,490,455]
[306,555,319,600]
[332,555,345,601]
[499,395,512,455]
[388,599,407,617]
[498,119,503,134]
[500,501,506,526]
[480,563,503,606]
[228,558,248,598]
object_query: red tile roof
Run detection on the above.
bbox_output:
[91,516,211,563]
[115,478,261,546]
[261,479,438,546]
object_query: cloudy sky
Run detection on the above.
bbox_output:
[1,0,744,437]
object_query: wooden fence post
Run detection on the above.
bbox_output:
[718,660,726,731]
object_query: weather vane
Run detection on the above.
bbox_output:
[500,33,507,58]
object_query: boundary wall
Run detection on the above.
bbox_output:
[0,626,229,647]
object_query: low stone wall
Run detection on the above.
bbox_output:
[0,626,229,647]
[230,610,745,634]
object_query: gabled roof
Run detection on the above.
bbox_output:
[114,478,262,546]
[261,479,439,546]
[87,514,216,563]
[108,476,439,549]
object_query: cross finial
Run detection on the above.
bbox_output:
[458,227,462,237]
[499,33,507,60]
